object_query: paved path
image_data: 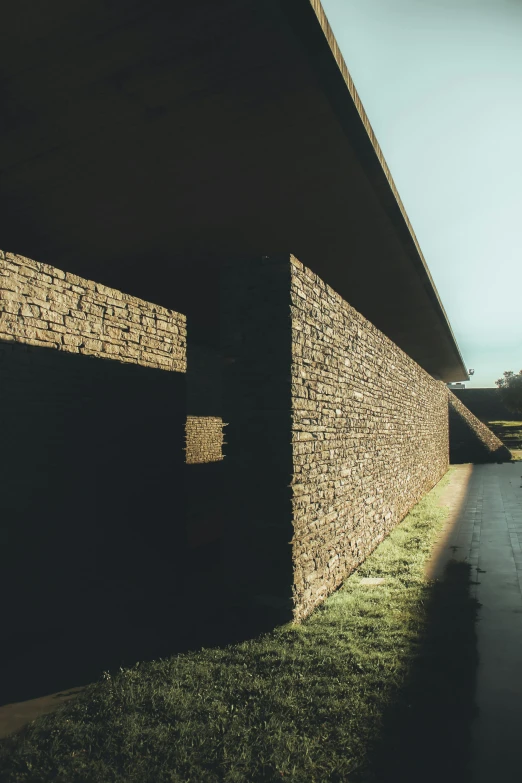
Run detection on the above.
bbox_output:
[427,462,522,782]
[0,688,85,740]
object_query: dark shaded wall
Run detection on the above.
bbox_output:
[184,341,226,547]
[0,250,189,703]
[451,388,522,423]
[220,257,295,617]
[448,391,512,464]
[0,341,187,699]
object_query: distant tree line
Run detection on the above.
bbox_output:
[496,370,522,415]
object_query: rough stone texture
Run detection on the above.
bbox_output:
[448,391,512,464]
[0,249,186,371]
[451,388,522,423]
[218,254,452,623]
[185,416,226,464]
[289,255,450,621]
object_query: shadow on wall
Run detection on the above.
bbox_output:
[0,341,285,707]
[184,341,227,547]
[449,396,512,464]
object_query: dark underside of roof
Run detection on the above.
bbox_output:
[0,0,467,380]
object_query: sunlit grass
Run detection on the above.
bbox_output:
[0,468,478,782]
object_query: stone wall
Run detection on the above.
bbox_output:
[185,341,226,462]
[218,253,451,623]
[219,256,294,618]
[0,248,190,698]
[5,245,506,638]
[448,391,512,463]
[0,249,186,371]
[289,255,450,620]
[185,416,226,464]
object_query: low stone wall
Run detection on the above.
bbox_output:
[290,255,449,620]
[448,391,512,463]
[0,249,186,371]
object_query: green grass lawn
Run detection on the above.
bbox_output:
[0,469,479,783]
[486,420,522,460]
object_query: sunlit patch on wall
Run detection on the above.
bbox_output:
[185,416,227,464]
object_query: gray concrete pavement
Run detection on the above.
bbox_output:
[428,462,522,782]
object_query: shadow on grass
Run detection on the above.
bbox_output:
[486,421,522,451]
[1,534,288,709]
[355,559,480,783]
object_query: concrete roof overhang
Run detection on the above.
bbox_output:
[0,0,467,381]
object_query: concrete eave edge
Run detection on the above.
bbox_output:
[278,0,469,381]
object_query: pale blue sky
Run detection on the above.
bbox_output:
[322,0,522,387]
